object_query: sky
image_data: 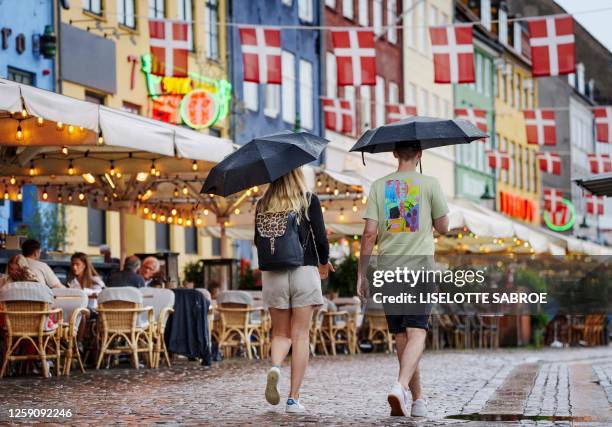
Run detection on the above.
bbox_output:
[554,0,612,51]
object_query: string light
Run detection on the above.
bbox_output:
[61,146,69,155]
[136,172,148,182]
[167,216,173,224]
[186,218,192,227]
[204,209,209,216]
[37,117,44,126]
[182,186,189,195]
[151,212,157,220]
[173,188,179,197]
[109,161,116,176]
[333,187,339,196]
[234,208,240,215]
[98,134,104,144]
[29,161,35,176]
[317,179,322,187]
[160,214,166,222]
[16,124,23,141]
[17,191,22,201]
[196,218,203,226]
[246,189,252,196]
[361,195,367,204]
[171,208,178,216]
[78,192,85,201]
[3,191,9,200]
[192,160,198,171]
[42,187,49,200]
[56,121,64,131]
[325,185,331,193]
[116,171,122,178]
[9,176,16,185]
[352,203,358,212]
[253,186,259,193]
[20,109,27,118]
[68,194,73,202]
[177,217,183,225]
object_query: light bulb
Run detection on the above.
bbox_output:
[61,146,69,155]
[150,162,156,175]
[317,180,322,187]
[167,216,173,224]
[192,161,198,171]
[204,209,209,216]
[177,217,183,225]
[56,121,64,130]
[173,189,179,197]
[3,192,9,200]
[352,204,358,212]
[21,109,27,118]
[68,194,73,202]
[186,219,192,227]
[234,208,240,215]
[160,215,166,222]
[78,192,85,201]
[68,125,74,134]
[17,192,22,201]
[340,214,345,221]
[37,117,44,126]
[171,208,177,216]
[43,191,48,200]
[9,176,16,185]
[246,189,252,196]
[151,212,157,220]
[325,186,331,193]
[29,165,35,176]
[155,170,160,177]
[321,205,326,213]
[182,186,188,195]
[196,218,202,226]
[16,125,23,141]
[253,186,259,193]
[333,188,339,196]
[361,196,367,204]
[98,135,104,144]
[109,162,116,176]
[115,171,122,178]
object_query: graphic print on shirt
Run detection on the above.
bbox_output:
[384,178,421,233]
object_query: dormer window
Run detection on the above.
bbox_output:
[576,63,585,95]
[481,0,491,31]
[513,21,521,52]
[499,8,508,45]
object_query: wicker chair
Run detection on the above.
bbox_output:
[310,305,328,355]
[365,310,394,353]
[96,287,154,369]
[52,288,89,375]
[0,282,62,378]
[216,291,266,359]
[140,288,175,368]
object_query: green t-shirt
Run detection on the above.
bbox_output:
[364,171,449,256]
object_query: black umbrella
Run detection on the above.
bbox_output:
[201,130,329,197]
[349,116,488,154]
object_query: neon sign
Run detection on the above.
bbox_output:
[544,198,576,232]
[140,53,231,129]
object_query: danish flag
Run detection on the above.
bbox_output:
[524,109,557,146]
[528,15,575,77]
[239,27,282,84]
[543,187,564,212]
[332,30,376,86]
[586,194,605,215]
[587,153,612,174]
[149,19,190,77]
[538,152,562,175]
[429,24,475,84]
[386,104,417,123]
[486,150,510,170]
[593,107,612,143]
[322,97,354,134]
[454,108,488,133]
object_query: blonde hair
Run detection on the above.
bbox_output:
[257,167,311,221]
[6,254,38,283]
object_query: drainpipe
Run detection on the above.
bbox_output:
[55,0,63,94]
[317,0,326,166]
[227,0,236,144]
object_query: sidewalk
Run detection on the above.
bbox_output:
[0,347,610,425]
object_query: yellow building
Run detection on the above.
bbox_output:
[57,0,230,278]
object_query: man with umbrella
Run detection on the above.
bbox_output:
[353,117,485,417]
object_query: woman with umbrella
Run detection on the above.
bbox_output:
[202,131,334,414]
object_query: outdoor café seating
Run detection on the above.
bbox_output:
[139,288,175,368]
[52,288,89,375]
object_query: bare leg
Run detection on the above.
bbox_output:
[397,328,426,394]
[394,331,423,400]
[269,308,292,366]
[289,306,314,399]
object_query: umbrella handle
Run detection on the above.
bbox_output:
[419,160,422,174]
[362,152,366,166]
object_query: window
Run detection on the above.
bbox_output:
[476,54,483,93]
[417,1,426,52]
[117,0,136,28]
[148,0,164,18]
[299,59,313,129]
[7,67,34,85]
[243,82,258,111]
[484,58,491,98]
[360,86,372,130]
[205,0,219,59]
[431,94,439,117]
[443,100,450,118]
[529,149,536,192]
[577,63,585,95]
[344,86,355,133]
[375,76,385,126]
[523,79,530,109]
[481,0,491,31]
[373,0,383,36]
[325,0,336,7]
[212,237,221,256]
[439,12,448,25]
[326,52,337,98]
[428,4,438,56]
[405,0,414,47]
[11,202,23,222]
[500,137,507,183]
[515,74,522,109]
[177,0,194,50]
[264,84,280,118]
[388,82,399,105]
[516,147,523,189]
[155,222,170,251]
[499,8,508,45]
[419,88,428,115]
[342,0,353,19]
[508,141,515,186]
[358,0,368,26]
[513,22,522,52]
[387,0,397,43]
[85,91,105,105]
[282,0,292,5]
[406,82,416,105]
[281,51,296,123]
[299,0,313,22]
[87,208,106,246]
[122,102,141,114]
[185,227,198,254]
[83,0,103,15]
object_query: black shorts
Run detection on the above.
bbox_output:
[385,314,430,333]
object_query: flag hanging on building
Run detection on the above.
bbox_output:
[524,109,557,146]
[322,97,354,134]
[543,187,564,212]
[239,27,282,84]
[386,104,417,123]
[587,153,612,174]
[486,150,510,170]
[429,24,475,84]
[593,106,612,143]
[586,194,605,215]
[149,19,190,76]
[538,152,562,175]
[528,15,575,77]
[454,107,488,133]
[331,30,376,86]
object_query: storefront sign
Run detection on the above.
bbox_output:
[141,53,231,129]
[543,198,576,232]
[499,191,536,223]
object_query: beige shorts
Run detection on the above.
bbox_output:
[262,266,324,309]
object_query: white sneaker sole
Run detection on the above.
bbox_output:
[387,393,408,416]
[265,369,280,405]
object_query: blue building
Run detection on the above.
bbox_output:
[228,0,323,144]
[0,1,56,240]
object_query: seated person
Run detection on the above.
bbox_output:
[106,256,146,288]
[21,239,64,289]
[66,252,105,310]
[139,256,160,287]
[0,254,40,287]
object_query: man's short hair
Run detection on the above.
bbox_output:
[21,239,41,257]
[123,255,141,272]
[394,143,422,161]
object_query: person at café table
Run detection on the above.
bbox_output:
[66,252,105,310]
[0,254,41,287]
[139,256,160,287]
[21,239,64,289]
[106,255,146,288]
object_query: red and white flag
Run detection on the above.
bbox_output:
[524,109,556,146]
[528,15,575,77]
[239,27,282,84]
[331,30,376,86]
[454,108,488,133]
[538,152,562,175]
[386,104,417,123]
[593,107,612,143]
[322,97,354,134]
[149,19,190,76]
[486,150,510,170]
[543,187,564,212]
[429,24,475,84]
[586,194,605,215]
[587,153,612,174]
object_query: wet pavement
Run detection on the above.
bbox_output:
[0,347,611,426]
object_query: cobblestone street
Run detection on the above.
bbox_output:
[0,347,611,426]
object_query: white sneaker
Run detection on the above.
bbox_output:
[411,398,428,417]
[265,366,281,405]
[285,398,305,413]
[387,382,409,416]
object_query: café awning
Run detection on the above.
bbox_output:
[575,173,612,197]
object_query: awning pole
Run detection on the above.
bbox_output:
[119,207,127,269]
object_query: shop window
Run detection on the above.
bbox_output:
[155,222,170,251]
[85,91,105,105]
[83,0,103,15]
[205,0,219,59]
[148,0,165,18]
[185,227,198,254]
[87,208,106,246]
[177,0,194,51]
[212,237,221,256]
[122,101,141,115]
[7,67,34,85]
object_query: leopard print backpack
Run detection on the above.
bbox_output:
[255,210,306,271]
